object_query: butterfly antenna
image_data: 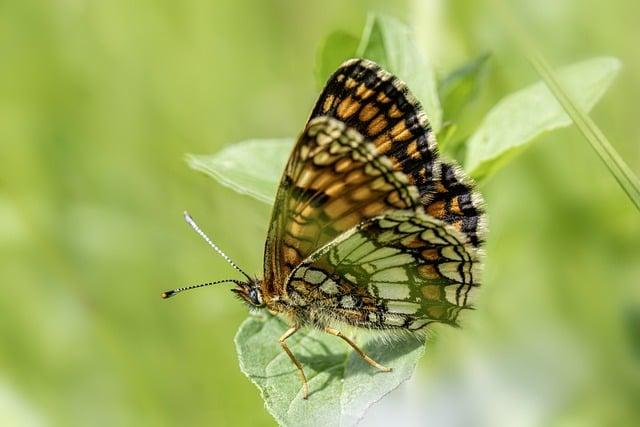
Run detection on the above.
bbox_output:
[161,279,240,299]
[183,211,253,281]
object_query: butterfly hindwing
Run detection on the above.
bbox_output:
[426,162,486,247]
[285,209,482,330]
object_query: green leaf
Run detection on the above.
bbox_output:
[187,139,294,204]
[235,314,425,427]
[315,30,360,88]
[466,57,621,181]
[439,53,491,126]
[488,0,640,211]
[357,14,443,132]
[527,53,640,211]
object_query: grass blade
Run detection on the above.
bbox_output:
[491,0,640,211]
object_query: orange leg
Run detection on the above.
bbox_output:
[279,325,309,399]
[324,326,392,372]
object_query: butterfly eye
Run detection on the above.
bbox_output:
[249,288,263,306]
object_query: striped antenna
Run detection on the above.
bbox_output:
[161,279,240,299]
[183,211,253,281]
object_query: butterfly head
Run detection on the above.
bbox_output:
[231,278,265,308]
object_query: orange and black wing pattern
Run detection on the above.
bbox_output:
[262,117,421,299]
[310,59,439,200]
[310,59,485,247]
[263,59,486,301]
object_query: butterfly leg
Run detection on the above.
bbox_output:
[279,325,309,400]
[324,326,392,372]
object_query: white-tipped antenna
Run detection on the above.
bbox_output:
[161,279,240,299]
[183,211,252,281]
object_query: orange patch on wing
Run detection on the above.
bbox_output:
[332,212,362,230]
[388,104,403,118]
[288,221,318,241]
[351,185,373,201]
[362,200,386,217]
[325,180,345,197]
[385,191,402,206]
[390,121,412,141]
[367,115,388,136]
[284,246,301,265]
[337,96,361,119]
[355,83,374,99]
[449,197,462,215]
[401,235,426,248]
[310,171,335,190]
[359,103,379,121]
[334,157,352,173]
[427,200,445,218]
[407,140,421,160]
[324,198,352,219]
[421,248,440,261]
[322,94,335,113]
[345,168,365,184]
[377,92,391,103]
[373,134,392,153]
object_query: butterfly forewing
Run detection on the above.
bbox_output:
[262,117,421,299]
[309,58,485,246]
[286,209,481,330]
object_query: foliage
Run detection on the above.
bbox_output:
[465,57,621,181]
[236,315,424,427]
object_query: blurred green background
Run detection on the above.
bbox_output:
[1,0,639,426]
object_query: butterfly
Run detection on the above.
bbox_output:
[163,59,486,399]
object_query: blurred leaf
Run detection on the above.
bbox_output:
[439,53,491,127]
[527,53,640,211]
[315,30,360,88]
[187,139,294,204]
[235,314,425,427]
[437,122,458,151]
[357,14,443,132]
[466,57,621,181]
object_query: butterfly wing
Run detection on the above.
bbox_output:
[310,59,486,246]
[310,59,439,199]
[262,117,421,298]
[286,208,482,330]
[263,58,486,300]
